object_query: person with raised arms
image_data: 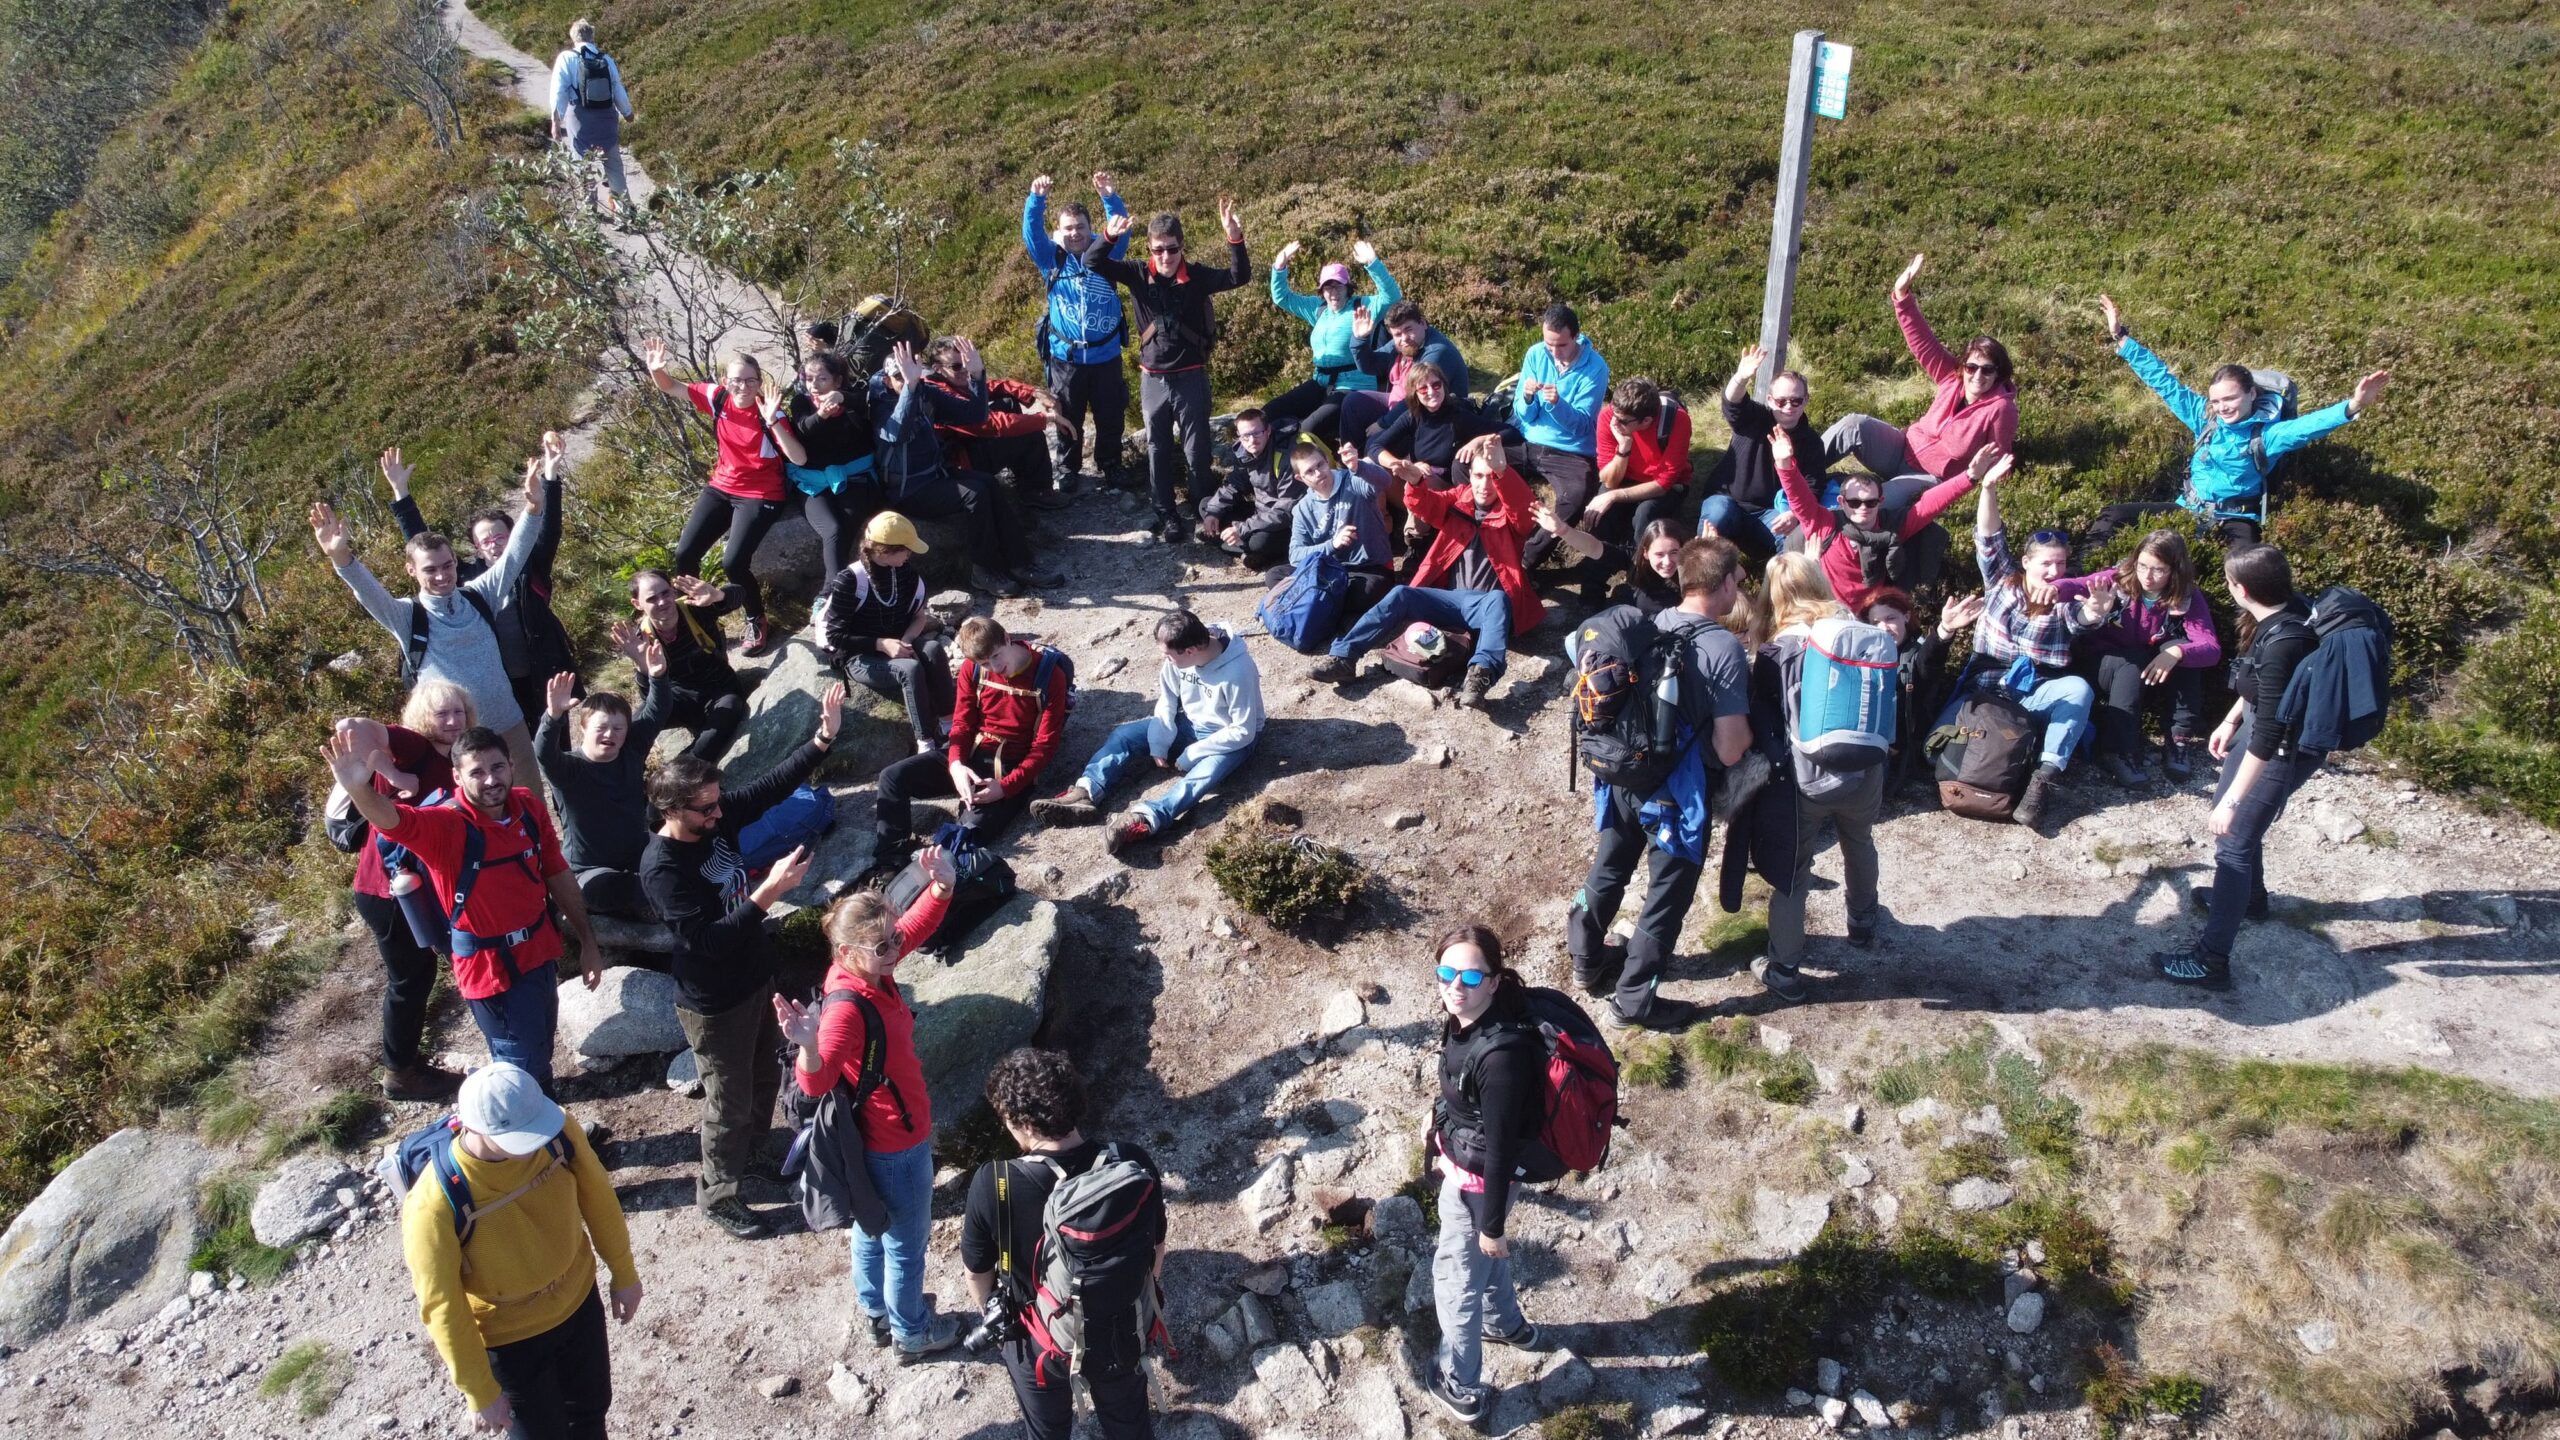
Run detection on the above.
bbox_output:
[644,340,798,657]
[1262,237,1402,447]
[1822,254,2017,494]
[1023,171,1134,490]
[380,434,577,737]
[1085,198,1253,546]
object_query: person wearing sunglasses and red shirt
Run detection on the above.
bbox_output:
[1821,253,2018,496]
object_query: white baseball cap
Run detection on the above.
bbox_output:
[457,1062,567,1157]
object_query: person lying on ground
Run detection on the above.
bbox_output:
[1085,199,1252,545]
[382,434,577,734]
[1312,434,1543,710]
[622,570,750,763]
[535,669,667,921]
[645,339,795,657]
[1822,253,2017,486]
[816,511,955,755]
[1197,407,1303,569]
[2054,526,2221,785]
[2088,293,2390,547]
[871,616,1069,869]
[1033,609,1265,857]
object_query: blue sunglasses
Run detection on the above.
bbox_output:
[2027,527,2072,549]
[1436,965,1488,988]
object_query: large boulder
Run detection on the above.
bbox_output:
[723,636,915,785]
[907,895,1060,1130]
[558,965,687,1058]
[250,1155,365,1248]
[0,1128,215,1346]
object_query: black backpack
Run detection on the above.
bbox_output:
[2276,586,2394,753]
[1933,688,2039,822]
[1006,1144,1168,1384]
[881,822,1018,955]
[1569,605,1691,796]
[777,987,906,1235]
[575,47,616,109]
[404,589,499,686]
[844,295,933,380]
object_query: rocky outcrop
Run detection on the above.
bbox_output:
[249,1156,365,1248]
[558,966,687,1059]
[907,895,1060,1131]
[0,1129,215,1346]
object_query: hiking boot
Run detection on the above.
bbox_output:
[1455,666,1497,709]
[1194,518,1228,546]
[970,564,1024,599]
[381,1062,465,1103]
[2161,738,2197,782]
[1483,1319,1550,1351]
[1574,941,1627,997]
[1157,516,1192,546]
[843,1311,891,1350]
[1751,956,1811,1005]
[1014,563,1067,590]
[2153,949,2233,991]
[1020,484,1073,511]
[1031,784,1099,826]
[2189,887,2272,923]
[894,1314,963,1364]
[741,616,782,658]
[1106,816,1158,857]
[703,1197,768,1241]
[1309,654,1356,684]
[1431,1371,1491,1431]
[2013,763,2062,830]
[1845,921,1877,949]
[2097,752,2144,787]
[1605,996,1708,1033]
[1103,467,1145,494]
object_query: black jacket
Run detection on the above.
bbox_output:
[1432,979,1543,1239]
[640,585,747,701]
[1708,393,1828,512]
[639,737,829,1015]
[1085,237,1251,373]
[1367,394,1509,479]
[393,475,574,683]
[2231,598,2318,760]
[816,560,928,660]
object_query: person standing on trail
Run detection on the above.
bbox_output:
[383,434,579,738]
[551,19,636,216]
[1083,198,1253,546]
[401,1061,641,1440]
[1024,172,1134,490]
[334,684,476,1103]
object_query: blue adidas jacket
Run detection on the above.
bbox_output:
[2116,336,2357,507]
[1024,189,1132,365]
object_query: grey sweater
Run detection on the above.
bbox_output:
[334,511,543,731]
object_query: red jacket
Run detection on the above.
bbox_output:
[1779,452,1972,614]
[1893,294,2017,480]
[382,788,569,1000]
[1405,465,1544,638]
[795,884,952,1151]
[935,376,1049,472]
[948,649,1071,799]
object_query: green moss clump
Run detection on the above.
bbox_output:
[1202,827,1362,928]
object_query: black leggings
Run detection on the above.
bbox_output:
[1263,377,1353,449]
[2091,652,2206,757]
[663,682,748,763]
[897,469,1028,574]
[486,1284,613,1440]
[353,888,437,1073]
[802,485,880,582]
[2088,500,2259,550]
[841,639,957,746]
[674,489,787,620]
[874,751,1035,849]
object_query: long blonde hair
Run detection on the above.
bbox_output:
[1752,552,1848,645]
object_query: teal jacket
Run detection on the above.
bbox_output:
[2117,335,2355,507]
[1270,259,1401,391]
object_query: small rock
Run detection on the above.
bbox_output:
[1238,1155,1293,1232]
[665,1049,702,1096]
[824,1363,876,1413]
[1249,1343,1327,1417]
[1382,679,1439,711]
[2005,860,2027,881]
[1315,990,1367,1043]
[1843,1103,1865,1134]
[1818,1395,1849,1429]
[1870,1190,1901,1229]
[1610,1218,1643,1260]
[250,1156,363,1249]
[1301,1280,1364,1336]
[1239,1263,1289,1297]
[1895,1098,1947,1128]
[1404,1258,1433,1313]
[1637,1260,1688,1304]
[1425,744,1454,767]
[1645,1403,1710,1437]
[1851,1390,1891,1428]
[2310,800,2365,845]
[154,1297,189,1325]
[1369,1195,1425,1247]
[1750,1188,1831,1255]
[1203,1313,1243,1362]
[326,650,366,674]
[1386,810,1425,831]
[757,1374,800,1399]
[2005,1292,2046,1334]
[2296,1319,2339,1355]
[1237,1292,1278,1349]
[365,1415,397,1433]
[2024,1238,2046,1264]
[1787,1389,1816,1408]
[1948,1178,2015,1212]
[188,1272,216,1300]
[1962,1105,2007,1139]
[2004,1270,2038,1304]
[1094,655,1129,681]
[1816,1357,1844,1396]
[1840,1156,1874,1190]
[1758,1024,1795,1056]
[82,1330,122,1357]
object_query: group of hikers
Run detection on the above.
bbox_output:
[332,20,2407,1438]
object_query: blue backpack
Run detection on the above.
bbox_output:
[1779,615,1899,798]
[1257,552,1351,654]
[379,1115,574,1243]
[737,784,839,870]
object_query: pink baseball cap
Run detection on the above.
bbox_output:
[1318,263,1355,289]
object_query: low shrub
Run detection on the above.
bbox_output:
[2268,500,2487,685]
[2462,599,2560,745]
[190,1176,294,1287]
[258,1339,348,1418]
[1202,827,1363,928]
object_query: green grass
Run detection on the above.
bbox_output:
[1621,1034,1687,1089]
[1543,1402,1635,1440]
[258,1339,348,1419]
[260,1089,388,1163]
[190,1175,295,1286]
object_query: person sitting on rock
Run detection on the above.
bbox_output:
[1196,408,1302,570]
[816,511,955,755]
[401,1061,640,1440]
[638,684,843,1242]
[1341,296,1473,452]
[623,569,750,764]
[1287,441,1398,620]
[1365,360,1508,564]
[778,347,879,582]
[1032,609,1264,856]
[1862,586,1984,792]
[1262,237,1403,448]
[1584,376,1694,560]
[2054,528,2222,785]
[1564,537,1754,1030]
[1530,509,1688,616]
[324,723,600,1097]
[870,339,1060,598]
[381,434,578,737]
[774,863,966,1363]
[1311,434,1542,710]
[1698,343,1830,570]
[1821,253,2018,490]
[1424,924,1557,1429]
[871,615,1068,870]
[1772,423,1984,615]
[961,1047,1168,1438]
[927,335,1079,512]
[535,669,666,921]
[1965,453,2109,831]
[1511,303,1611,583]
[643,341,796,658]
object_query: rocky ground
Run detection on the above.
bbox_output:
[1,472,2554,1440]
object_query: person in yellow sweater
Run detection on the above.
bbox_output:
[402,1062,644,1437]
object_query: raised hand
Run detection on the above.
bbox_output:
[758,373,788,423]
[1273,240,1302,270]
[2350,369,2391,416]
[772,993,822,1049]
[1530,501,1563,534]
[1769,426,1796,462]
[541,430,566,473]
[952,335,984,377]
[920,843,956,890]
[1937,592,1988,638]
[671,574,725,605]
[609,618,644,658]
[322,726,376,791]
[309,501,354,565]
[1976,450,2015,488]
[1030,174,1053,197]
[1217,194,1243,242]
[1733,343,1767,384]
[1090,171,1116,197]
[1103,211,1133,240]
[818,681,846,744]
[1336,441,1361,467]
[2097,294,2124,342]
[1351,238,1377,266]
[545,671,578,717]
[641,337,672,376]
[638,636,666,677]
[890,340,925,387]
[1350,303,1373,338]
[520,457,544,514]
[1893,253,1925,302]
[379,447,413,500]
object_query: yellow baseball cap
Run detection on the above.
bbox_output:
[864,511,929,553]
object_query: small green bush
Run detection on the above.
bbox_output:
[259,1340,348,1418]
[1694,1221,1886,1393]
[2378,716,2560,829]
[1758,1055,1816,1106]
[1621,1035,1686,1089]
[1892,1224,1997,1300]
[2268,500,2485,685]
[2464,599,2560,745]
[1543,1402,1634,1440]
[190,1177,294,1286]
[1202,827,1362,928]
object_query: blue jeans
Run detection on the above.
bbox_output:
[850,1138,936,1343]
[1080,715,1254,831]
[1696,495,1780,570]
[2018,675,2096,770]
[465,960,560,1096]
[2198,738,2326,959]
[1329,585,1514,681]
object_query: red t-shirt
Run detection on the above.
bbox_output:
[795,885,953,1152]
[383,789,570,999]
[352,725,454,899]
[687,381,791,501]
[1596,401,1694,493]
